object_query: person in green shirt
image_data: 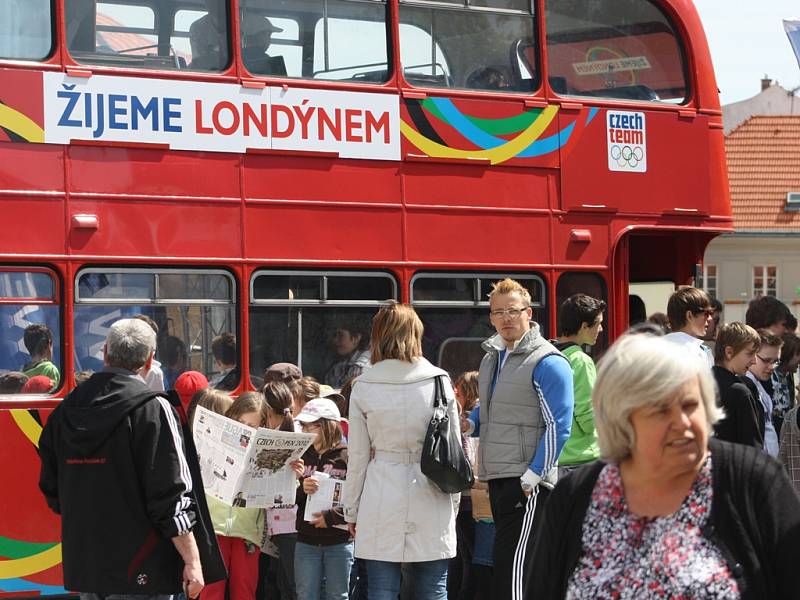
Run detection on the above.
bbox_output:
[21,323,60,389]
[554,294,606,474]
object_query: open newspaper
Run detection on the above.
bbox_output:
[193,406,315,508]
[303,471,348,531]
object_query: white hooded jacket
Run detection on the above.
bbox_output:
[342,357,460,562]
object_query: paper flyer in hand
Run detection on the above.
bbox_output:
[303,471,348,531]
[193,406,315,508]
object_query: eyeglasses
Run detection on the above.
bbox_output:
[693,308,715,317]
[489,307,529,319]
[756,355,781,368]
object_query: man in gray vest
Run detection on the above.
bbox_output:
[466,278,573,600]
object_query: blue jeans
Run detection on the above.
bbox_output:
[294,541,354,600]
[365,559,448,600]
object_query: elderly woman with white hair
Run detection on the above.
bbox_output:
[529,333,800,600]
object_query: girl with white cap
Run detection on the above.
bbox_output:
[294,398,352,600]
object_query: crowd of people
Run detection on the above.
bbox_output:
[31,277,800,600]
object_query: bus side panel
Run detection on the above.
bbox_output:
[553,216,611,268]
[560,109,711,216]
[404,211,552,265]
[0,146,63,193]
[402,164,549,210]
[0,407,66,596]
[0,144,65,256]
[67,148,242,199]
[244,205,404,262]
[243,156,401,204]
[68,200,242,259]
[0,197,65,256]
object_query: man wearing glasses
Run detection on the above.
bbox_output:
[464,278,573,600]
[746,330,784,457]
[663,286,715,368]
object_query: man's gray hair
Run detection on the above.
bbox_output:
[593,333,721,463]
[106,318,156,372]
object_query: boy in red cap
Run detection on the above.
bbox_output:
[175,371,209,413]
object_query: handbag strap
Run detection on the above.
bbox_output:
[432,375,447,409]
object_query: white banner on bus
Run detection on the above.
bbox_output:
[42,72,400,160]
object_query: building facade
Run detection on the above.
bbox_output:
[703,114,800,323]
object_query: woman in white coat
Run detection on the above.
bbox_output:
[343,303,460,600]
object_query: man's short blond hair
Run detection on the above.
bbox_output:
[488,278,532,305]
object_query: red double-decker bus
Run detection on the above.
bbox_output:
[0,0,729,595]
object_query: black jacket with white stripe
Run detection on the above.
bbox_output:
[39,368,203,594]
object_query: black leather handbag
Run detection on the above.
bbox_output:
[420,376,475,493]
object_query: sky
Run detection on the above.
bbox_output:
[692,0,800,105]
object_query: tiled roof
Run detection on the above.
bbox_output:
[96,13,156,56]
[95,13,190,62]
[725,115,800,232]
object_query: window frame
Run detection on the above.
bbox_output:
[250,269,398,307]
[752,265,777,298]
[410,271,546,308]
[0,0,56,62]
[0,266,59,305]
[0,265,63,394]
[701,264,717,300]
[410,271,547,373]
[65,0,233,73]
[543,0,692,105]
[248,269,398,380]
[238,0,393,84]
[73,266,238,386]
[398,0,540,94]
[75,267,236,305]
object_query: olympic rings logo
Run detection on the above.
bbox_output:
[610,144,644,168]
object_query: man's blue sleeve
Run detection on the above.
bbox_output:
[468,405,481,437]
[529,354,574,476]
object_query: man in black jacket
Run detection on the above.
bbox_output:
[713,322,765,448]
[39,318,214,598]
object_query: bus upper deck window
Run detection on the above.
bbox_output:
[545,0,688,103]
[0,0,53,61]
[65,0,231,72]
[0,270,61,395]
[241,0,388,82]
[399,0,537,93]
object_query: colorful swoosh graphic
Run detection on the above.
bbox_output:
[401,98,598,164]
[1,411,65,594]
[0,103,45,143]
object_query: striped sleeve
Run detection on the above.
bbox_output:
[133,396,196,538]
[529,354,574,477]
[157,397,194,536]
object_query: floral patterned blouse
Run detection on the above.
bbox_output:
[566,456,739,599]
